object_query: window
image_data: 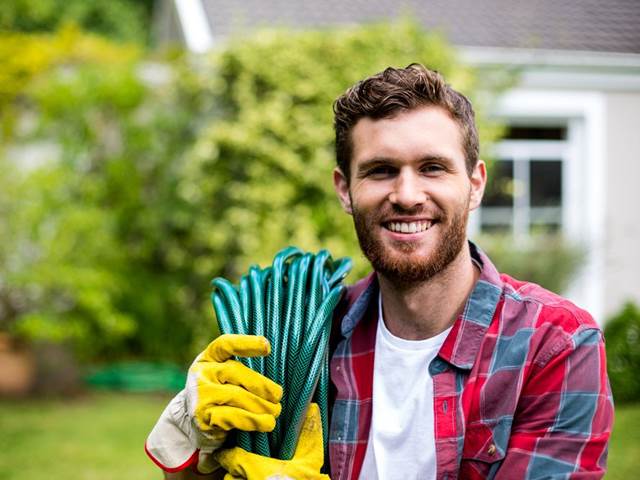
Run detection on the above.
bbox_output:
[479,125,569,236]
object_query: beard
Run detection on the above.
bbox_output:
[352,198,469,286]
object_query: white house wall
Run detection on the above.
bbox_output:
[603,92,640,318]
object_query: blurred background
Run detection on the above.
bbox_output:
[1,0,639,478]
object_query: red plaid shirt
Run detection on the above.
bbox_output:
[328,243,613,479]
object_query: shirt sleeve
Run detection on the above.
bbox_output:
[495,325,614,479]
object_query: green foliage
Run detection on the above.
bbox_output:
[0,27,139,139]
[605,302,640,403]
[476,234,585,294]
[0,0,152,43]
[1,33,204,361]
[1,161,135,356]
[1,21,506,363]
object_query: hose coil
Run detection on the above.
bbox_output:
[211,246,352,460]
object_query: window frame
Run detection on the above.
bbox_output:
[480,137,569,237]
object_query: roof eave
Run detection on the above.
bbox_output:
[460,45,640,71]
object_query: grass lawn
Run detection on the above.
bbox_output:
[0,391,172,480]
[608,402,640,479]
[0,392,638,479]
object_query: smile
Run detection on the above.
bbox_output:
[385,220,432,234]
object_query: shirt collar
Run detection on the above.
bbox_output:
[339,241,504,370]
[340,273,377,337]
[438,242,503,370]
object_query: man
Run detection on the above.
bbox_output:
[146,64,614,479]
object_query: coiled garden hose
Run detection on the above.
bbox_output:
[211,246,352,460]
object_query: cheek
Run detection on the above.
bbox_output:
[351,182,388,207]
[430,181,467,202]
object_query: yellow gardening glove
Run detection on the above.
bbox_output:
[188,334,283,436]
[146,334,283,474]
[214,403,329,480]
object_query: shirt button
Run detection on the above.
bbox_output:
[336,366,341,371]
[487,444,496,456]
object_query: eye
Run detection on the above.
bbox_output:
[365,165,397,178]
[420,163,446,175]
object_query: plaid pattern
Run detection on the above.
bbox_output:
[328,243,613,479]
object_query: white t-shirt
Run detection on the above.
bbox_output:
[359,295,451,480]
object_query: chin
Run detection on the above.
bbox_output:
[361,232,466,284]
[352,202,469,284]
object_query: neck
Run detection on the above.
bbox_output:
[377,243,479,340]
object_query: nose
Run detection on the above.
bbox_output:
[388,169,428,209]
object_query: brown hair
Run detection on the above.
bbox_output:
[333,63,479,180]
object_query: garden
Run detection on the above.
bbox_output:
[1,1,638,478]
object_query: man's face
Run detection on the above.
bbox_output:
[333,106,486,285]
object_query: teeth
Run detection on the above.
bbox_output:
[387,221,432,233]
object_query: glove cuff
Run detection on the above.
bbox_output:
[145,441,199,473]
[145,390,199,472]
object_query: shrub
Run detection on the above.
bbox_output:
[605,302,640,403]
[0,0,152,44]
[2,21,506,363]
[0,29,196,361]
[475,234,585,295]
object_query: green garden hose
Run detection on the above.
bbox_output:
[211,246,352,460]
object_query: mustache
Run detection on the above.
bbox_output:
[378,204,444,220]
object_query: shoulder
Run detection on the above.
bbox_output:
[499,273,598,330]
[472,241,597,334]
[496,274,602,366]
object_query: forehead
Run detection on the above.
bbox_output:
[350,106,465,167]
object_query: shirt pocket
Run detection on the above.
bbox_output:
[459,422,506,479]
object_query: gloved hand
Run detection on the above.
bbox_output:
[145,334,283,474]
[214,403,329,480]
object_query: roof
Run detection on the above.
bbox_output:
[200,0,640,54]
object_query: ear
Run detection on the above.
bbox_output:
[333,167,352,215]
[468,160,487,211]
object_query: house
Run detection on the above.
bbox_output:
[155,0,640,324]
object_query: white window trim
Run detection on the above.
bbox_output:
[483,89,607,324]
[488,140,568,238]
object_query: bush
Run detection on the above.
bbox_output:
[605,302,640,403]
[0,26,139,138]
[475,234,585,295]
[1,29,198,361]
[0,0,153,44]
[1,21,506,363]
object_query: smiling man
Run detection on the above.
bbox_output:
[333,95,485,341]
[147,64,613,480]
